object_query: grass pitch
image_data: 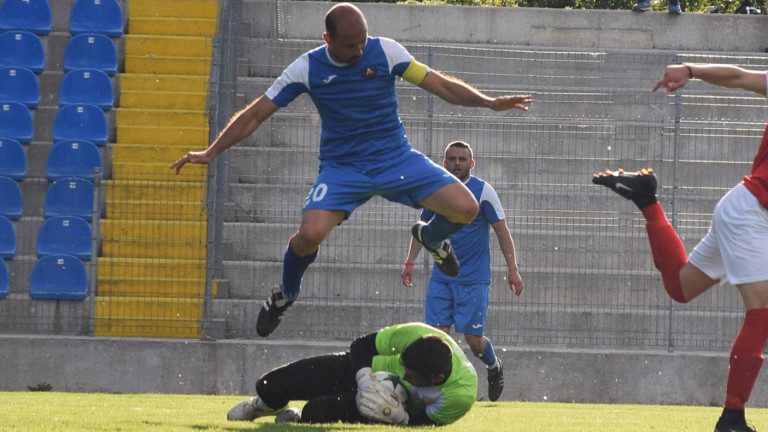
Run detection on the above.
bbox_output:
[2,391,766,431]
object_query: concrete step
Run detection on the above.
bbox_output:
[0,293,91,335]
[211,297,744,343]
[93,296,203,338]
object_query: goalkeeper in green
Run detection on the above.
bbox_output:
[227,322,478,425]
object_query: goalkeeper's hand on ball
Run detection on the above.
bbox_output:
[355,368,409,425]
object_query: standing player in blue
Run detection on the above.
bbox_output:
[401,141,524,402]
[170,3,532,337]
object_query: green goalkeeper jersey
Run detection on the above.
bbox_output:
[371,322,478,425]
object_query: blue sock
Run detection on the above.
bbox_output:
[472,337,498,368]
[420,214,465,247]
[281,244,318,300]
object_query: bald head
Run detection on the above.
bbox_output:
[325,3,367,39]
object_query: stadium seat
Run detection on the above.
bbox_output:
[0,66,40,108]
[69,0,123,37]
[0,176,22,221]
[0,214,16,259]
[43,178,94,221]
[29,254,88,300]
[0,0,52,35]
[46,139,102,182]
[0,138,27,181]
[52,104,108,146]
[37,216,92,261]
[0,31,45,73]
[63,33,118,76]
[59,69,113,110]
[0,259,8,299]
[0,101,33,144]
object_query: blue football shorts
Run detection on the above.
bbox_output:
[302,149,458,219]
[425,279,490,336]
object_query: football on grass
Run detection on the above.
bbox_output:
[372,371,409,404]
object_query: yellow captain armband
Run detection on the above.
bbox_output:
[401,59,429,86]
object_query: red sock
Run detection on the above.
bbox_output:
[725,308,768,410]
[640,203,688,303]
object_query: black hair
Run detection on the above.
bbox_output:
[401,334,453,381]
[444,140,473,160]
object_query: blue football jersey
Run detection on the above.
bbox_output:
[265,37,421,165]
[421,176,505,283]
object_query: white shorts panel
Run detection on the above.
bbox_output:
[688,184,768,285]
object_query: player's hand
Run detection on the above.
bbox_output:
[652,65,689,93]
[508,269,524,296]
[489,94,532,112]
[401,265,414,287]
[169,150,213,174]
[356,384,409,425]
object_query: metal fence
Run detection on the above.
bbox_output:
[2,0,768,354]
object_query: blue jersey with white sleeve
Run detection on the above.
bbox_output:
[265,37,425,166]
[421,176,506,283]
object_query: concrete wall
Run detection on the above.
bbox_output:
[1,334,766,407]
[271,2,768,52]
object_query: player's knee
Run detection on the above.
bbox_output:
[454,201,479,225]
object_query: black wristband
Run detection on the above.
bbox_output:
[685,65,693,79]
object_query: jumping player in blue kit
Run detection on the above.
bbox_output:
[171,3,532,337]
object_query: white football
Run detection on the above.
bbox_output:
[372,370,409,404]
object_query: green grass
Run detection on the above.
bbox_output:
[2,391,766,431]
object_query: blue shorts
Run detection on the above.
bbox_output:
[425,279,490,336]
[302,149,457,219]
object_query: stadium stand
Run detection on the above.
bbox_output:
[0,31,45,73]
[0,66,40,108]
[63,33,118,76]
[0,138,27,181]
[37,216,92,261]
[59,69,114,110]
[0,101,33,143]
[0,176,22,221]
[46,139,102,182]
[0,214,16,259]
[69,0,124,37]
[29,254,88,300]
[52,104,108,146]
[0,259,8,299]
[43,178,94,221]
[0,0,52,35]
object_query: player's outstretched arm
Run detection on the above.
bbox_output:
[170,95,279,174]
[652,64,767,96]
[419,70,531,112]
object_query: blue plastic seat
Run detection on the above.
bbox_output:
[63,33,117,76]
[0,31,45,73]
[0,259,8,299]
[59,69,113,110]
[46,139,102,182]
[69,0,123,37]
[43,178,94,221]
[53,104,108,146]
[0,176,22,220]
[37,216,92,261]
[0,66,39,108]
[0,214,16,259]
[0,101,33,144]
[0,0,52,35]
[29,254,88,300]
[0,138,27,181]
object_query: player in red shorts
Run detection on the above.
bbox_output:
[593,64,768,432]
